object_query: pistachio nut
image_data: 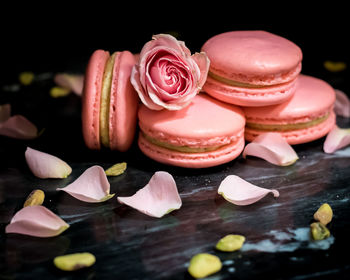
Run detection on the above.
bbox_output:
[313,203,333,225]
[105,162,127,176]
[188,253,222,279]
[215,234,246,252]
[23,189,45,207]
[310,222,330,240]
[53,252,96,271]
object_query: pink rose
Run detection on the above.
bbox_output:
[131,34,210,110]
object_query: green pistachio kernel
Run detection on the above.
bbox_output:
[215,234,246,252]
[310,222,330,241]
[314,203,333,226]
[188,253,222,279]
[23,189,45,207]
[50,87,71,98]
[54,252,96,271]
[105,162,127,176]
[19,72,34,85]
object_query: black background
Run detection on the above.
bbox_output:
[1,9,349,88]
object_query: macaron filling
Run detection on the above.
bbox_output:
[100,53,117,148]
[142,133,224,153]
[139,120,243,154]
[208,64,300,88]
[246,111,331,132]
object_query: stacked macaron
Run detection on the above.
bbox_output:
[82,50,139,152]
[82,31,336,168]
[201,30,336,145]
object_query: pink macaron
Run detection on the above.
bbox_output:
[201,31,303,107]
[82,49,139,151]
[138,93,246,168]
[243,74,336,145]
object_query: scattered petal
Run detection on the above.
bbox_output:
[188,253,222,279]
[117,171,182,218]
[5,205,69,237]
[54,73,84,96]
[19,72,35,85]
[243,132,299,166]
[218,175,279,206]
[23,189,45,207]
[0,115,38,139]
[216,234,246,252]
[54,252,96,271]
[0,104,11,122]
[334,89,350,118]
[57,166,114,203]
[314,203,333,226]
[323,125,350,153]
[50,86,71,98]
[25,147,72,179]
[323,60,347,72]
[105,162,127,176]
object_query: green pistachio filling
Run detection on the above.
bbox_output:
[143,133,224,153]
[209,71,272,88]
[246,113,329,132]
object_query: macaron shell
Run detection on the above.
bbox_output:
[138,94,245,168]
[243,75,336,145]
[243,75,336,122]
[109,51,138,152]
[138,94,245,141]
[203,75,297,107]
[201,31,302,84]
[82,50,110,150]
[245,111,336,145]
[138,132,245,168]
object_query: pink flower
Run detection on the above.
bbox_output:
[131,34,210,110]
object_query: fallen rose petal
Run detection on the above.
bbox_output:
[57,166,114,203]
[218,175,279,206]
[25,147,72,179]
[0,103,11,122]
[5,205,69,237]
[323,125,350,153]
[0,115,38,139]
[334,89,350,118]
[54,73,84,96]
[117,171,182,218]
[243,132,299,166]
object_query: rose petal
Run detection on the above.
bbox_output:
[191,52,210,89]
[132,34,209,111]
[54,73,84,96]
[57,166,114,203]
[334,89,350,118]
[323,125,350,153]
[243,132,299,166]
[25,147,72,179]
[0,103,11,122]
[117,171,182,218]
[5,205,69,237]
[0,115,38,139]
[140,34,186,58]
[131,66,163,111]
[218,175,279,206]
